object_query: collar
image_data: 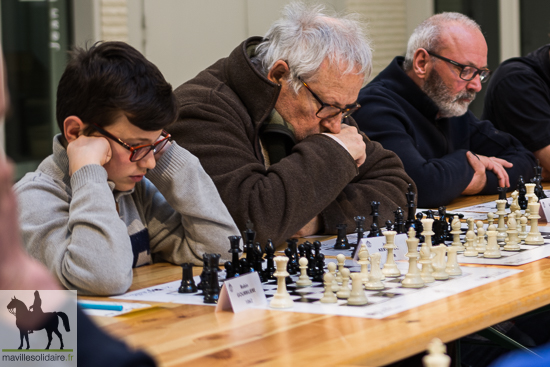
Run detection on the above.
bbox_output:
[224,37,282,126]
[377,56,440,122]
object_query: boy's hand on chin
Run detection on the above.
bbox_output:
[67,136,113,176]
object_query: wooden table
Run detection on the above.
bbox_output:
[83,192,550,367]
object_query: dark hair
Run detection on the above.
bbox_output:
[56,41,176,140]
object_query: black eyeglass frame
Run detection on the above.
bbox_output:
[426,51,491,83]
[90,123,172,162]
[298,76,361,119]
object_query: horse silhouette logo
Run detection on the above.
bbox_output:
[6,290,70,350]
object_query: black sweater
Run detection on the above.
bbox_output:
[353,57,535,208]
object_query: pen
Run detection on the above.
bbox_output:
[78,302,123,311]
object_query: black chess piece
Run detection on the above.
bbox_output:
[415,212,425,242]
[312,253,325,282]
[517,175,528,210]
[227,235,242,277]
[385,220,393,231]
[178,263,197,293]
[263,239,276,280]
[368,201,383,237]
[298,243,306,258]
[242,220,256,256]
[224,261,236,279]
[284,247,298,275]
[497,187,511,209]
[393,208,405,234]
[203,269,220,304]
[405,183,417,233]
[334,224,350,249]
[437,206,450,243]
[252,242,266,281]
[353,216,366,251]
[196,253,209,290]
[239,257,251,274]
[532,161,547,200]
[313,240,322,257]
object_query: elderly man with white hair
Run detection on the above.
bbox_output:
[168,2,414,245]
[353,12,536,208]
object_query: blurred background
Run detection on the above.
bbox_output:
[1,0,549,179]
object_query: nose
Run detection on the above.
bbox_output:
[138,149,157,170]
[320,114,342,134]
[467,73,482,93]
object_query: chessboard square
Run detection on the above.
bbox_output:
[367,296,390,304]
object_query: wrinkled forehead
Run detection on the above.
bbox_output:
[436,23,487,65]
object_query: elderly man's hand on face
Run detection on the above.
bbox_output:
[326,124,367,167]
[462,151,513,195]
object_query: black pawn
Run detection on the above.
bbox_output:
[263,239,276,280]
[334,224,350,249]
[353,216,366,251]
[178,263,197,293]
[393,208,405,234]
[517,175,527,210]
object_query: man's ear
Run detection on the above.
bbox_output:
[63,116,85,143]
[267,60,290,84]
[412,48,431,80]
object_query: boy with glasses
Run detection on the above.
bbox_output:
[14,42,239,296]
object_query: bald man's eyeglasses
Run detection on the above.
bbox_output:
[298,77,360,119]
[427,51,491,83]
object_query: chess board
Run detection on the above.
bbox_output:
[112,264,520,319]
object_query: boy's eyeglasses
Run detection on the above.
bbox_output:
[90,123,172,162]
[298,76,360,119]
[426,51,491,83]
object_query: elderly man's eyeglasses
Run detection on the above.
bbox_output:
[90,123,172,162]
[427,51,491,83]
[298,77,360,119]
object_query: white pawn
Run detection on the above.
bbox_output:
[475,221,487,253]
[320,272,338,303]
[296,257,312,287]
[487,212,495,228]
[519,215,529,241]
[382,231,401,278]
[450,216,464,252]
[419,242,435,283]
[347,273,368,306]
[422,338,451,367]
[503,212,521,251]
[402,227,424,288]
[336,254,346,284]
[432,245,449,280]
[525,201,544,245]
[495,200,508,244]
[484,230,502,258]
[463,230,478,257]
[365,253,385,290]
[269,256,294,309]
[327,262,340,292]
[445,246,462,276]
[337,268,351,299]
[358,249,370,284]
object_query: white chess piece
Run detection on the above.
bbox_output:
[337,268,351,299]
[450,216,464,252]
[487,212,495,228]
[526,183,537,204]
[422,338,451,367]
[358,249,370,284]
[327,262,340,292]
[336,254,346,284]
[484,230,502,258]
[320,272,338,303]
[475,221,487,253]
[519,215,529,241]
[495,200,507,244]
[445,246,462,276]
[347,273,368,305]
[382,230,401,278]
[463,230,478,257]
[503,212,521,251]
[296,257,313,287]
[419,242,435,283]
[269,256,294,309]
[525,201,544,245]
[510,190,520,213]
[402,227,424,288]
[421,218,435,273]
[365,252,385,290]
[431,245,449,280]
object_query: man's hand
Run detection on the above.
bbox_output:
[462,151,512,195]
[67,135,112,176]
[328,124,366,166]
[291,216,320,238]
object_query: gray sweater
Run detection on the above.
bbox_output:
[15,135,239,296]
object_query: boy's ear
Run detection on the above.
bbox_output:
[64,116,85,143]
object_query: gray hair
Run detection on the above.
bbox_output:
[254,1,372,93]
[403,12,481,72]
